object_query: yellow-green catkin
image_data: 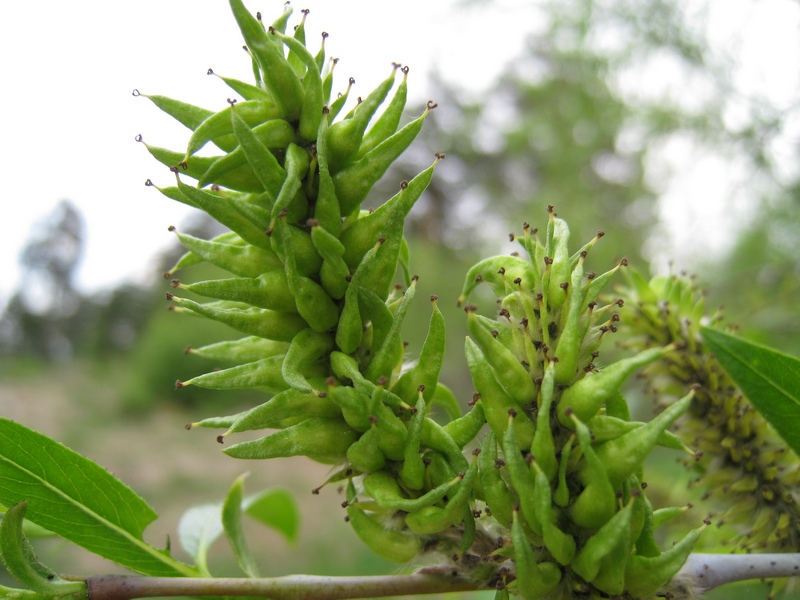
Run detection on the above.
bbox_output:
[619,270,800,554]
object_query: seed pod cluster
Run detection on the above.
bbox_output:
[138,0,493,565]
[619,270,800,558]
[460,210,706,599]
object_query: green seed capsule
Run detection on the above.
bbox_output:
[457,254,537,306]
[420,418,470,474]
[330,351,408,410]
[168,228,282,277]
[404,455,478,535]
[273,30,323,144]
[544,216,571,311]
[332,104,433,216]
[479,432,515,529]
[357,65,409,158]
[622,524,706,598]
[223,416,358,464]
[571,497,634,583]
[222,388,339,437]
[591,388,694,487]
[229,105,287,202]
[466,308,535,406]
[281,328,334,393]
[185,100,282,157]
[346,426,386,473]
[175,178,272,250]
[229,0,303,119]
[364,278,416,382]
[552,253,586,384]
[177,355,288,393]
[510,509,561,600]
[557,345,673,426]
[133,90,213,131]
[335,239,382,354]
[443,399,485,450]
[339,159,439,268]
[187,336,288,363]
[531,361,557,482]
[399,391,427,490]
[313,112,343,236]
[502,414,542,537]
[568,413,616,530]
[364,470,460,513]
[175,271,297,313]
[208,68,271,101]
[391,296,445,405]
[345,482,422,563]
[326,66,398,170]
[166,294,307,342]
[531,462,575,566]
[465,337,535,448]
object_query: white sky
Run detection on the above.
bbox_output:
[1,0,798,305]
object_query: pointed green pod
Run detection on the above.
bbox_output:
[356,286,395,357]
[345,493,422,562]
[623,524,706,598]
[457,254,537,306]
[466,308,535,406]
[399,391,427,490]
[420,418,470,473]
[545,216,571,311]
[364,470,460,513]
[270,143,310,224]
[229,0,303,119]
[501,414,542,537]
[371,400,408,461]
[346,425,386,473]
[166,294,307,342]
[592,388,695,487]
[340,157,439,270]
[208,68,271,101]
[185,100,282,157]
[223,388,340,436]
[552,253,587,384]
[313,110,343,236]
[357,65,409,157]
[443,399,485,450]
[309,219,350,299]
[175,271,297,313]
[224,416,358,464]
[553,433,574,508]
[465,337,535,448]
[531,462,575,566]
[479,432,515,529]
[404,455,478,535]
[326,382,372,432]
[330,351,407,410]
[364,278,416,382]
[281,224,339,333]
[187,336,288,363]
[510,509,561,600]
[175,178,272,250]
[133,89,213,131]
[326,66,398,170]
[335,239,383,353]
[273,30,323,143]
[568,413,616,530]
[169,228,282,277]
[281,328,334,393]
[332,104,433,216]
[557,345,673,426]
[178,355,288,393]
[531,361,557,482]
[327,76,354,122]
[571,497,634,582]
[229,104,287,201]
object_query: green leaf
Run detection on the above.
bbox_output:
[701,326,800,456]
[0,501,86,596]
[0,418,199,577]
[222,475,259,577]
[243,487,299,543]
[177,484,298,576]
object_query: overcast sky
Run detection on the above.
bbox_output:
[1,0,798,307]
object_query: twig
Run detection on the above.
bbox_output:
[673,553,800,596]
[86,567,486,600]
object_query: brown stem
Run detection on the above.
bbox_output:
[86,567,485,600]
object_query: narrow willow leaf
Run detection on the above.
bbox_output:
[176,503,221,577]
[222,475,259,577]
[0,418,198,577]
[701,326,800,456]
[177,484,299,576]
[243,487,299,543]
